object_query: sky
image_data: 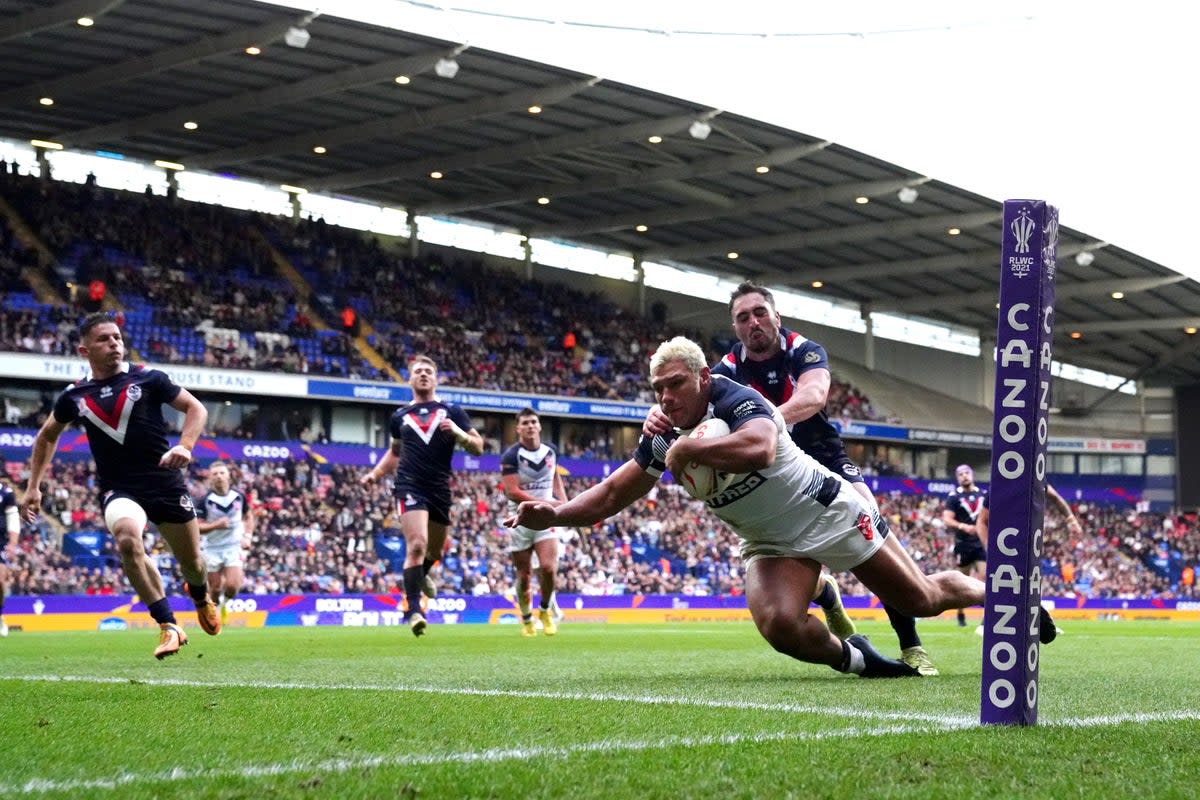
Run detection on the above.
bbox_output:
[266,1,1199,282]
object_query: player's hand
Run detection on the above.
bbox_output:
[159,445,193,470]
[359,471,379,486]
[663,435,700,479]
[642,405,673,437]
[19,487,42,523]
[440,419,470,445]
[504,500,558,531]
[1066,517,1083,536]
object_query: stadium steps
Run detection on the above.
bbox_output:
[247,226,402,382]
[0,191,65,305]
[831,359,993,433]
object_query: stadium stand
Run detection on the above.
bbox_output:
[1,172,891,418]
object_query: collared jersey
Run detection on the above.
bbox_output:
[500,440,558,513]
[387,400,473,495]
[198,488,249,549]
[634,375,851,544]
[711,327,845,464]
[52,363,184,494]
[945,486,988,545]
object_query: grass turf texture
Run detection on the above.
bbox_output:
[1,620,1197,799]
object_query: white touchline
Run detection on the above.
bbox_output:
[3,724,941,795]
[6,673,974,725]
[8,674,1197,731]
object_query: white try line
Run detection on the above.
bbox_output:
[0,723,945,796]
[6,673,974,726]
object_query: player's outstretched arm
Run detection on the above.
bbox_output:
[506,460,656,530]
[1046,485,1083,535]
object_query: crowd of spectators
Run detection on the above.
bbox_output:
[1,171,890,420]
[4,458,1196,601]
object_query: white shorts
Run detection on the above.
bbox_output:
[203,543,245,572]
[738,486,887,573]
[508,526,561,553]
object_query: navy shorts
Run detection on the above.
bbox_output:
[393,483,451,526]
[103,485,196,526]
[821,452,866,486]
[955,536,987,568]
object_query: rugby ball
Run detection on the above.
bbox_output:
[677,417,732,500]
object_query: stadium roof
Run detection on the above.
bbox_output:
[2,0,1199,394]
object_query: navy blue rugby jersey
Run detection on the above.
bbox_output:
[52,363,185,494]
[945,486,988,545]
[711,327,844,463]
[387,400,473,494]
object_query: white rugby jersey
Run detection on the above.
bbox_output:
[198,488,249,550]
[634,376,884,546]
[500,441,559,513]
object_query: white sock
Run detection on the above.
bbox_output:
[843,641,866,675]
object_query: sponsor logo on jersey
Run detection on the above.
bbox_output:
[804,352,821,364]
[842,464,861,477]
[732,400,758,419]
[708,472,765,508]
[179,494,194,510]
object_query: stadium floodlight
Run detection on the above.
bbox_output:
[434,58,460,79]
[688,120,712,140]
[1075,250,1095,267]
[897,186,919,204]
[284,26,311,48]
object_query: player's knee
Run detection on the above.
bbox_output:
[104,497,147,537]
[754,605,821,654]
[113,532,145,560]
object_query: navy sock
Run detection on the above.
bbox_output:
[812,581,837,611]
[884,604,921,649]
[957,608,967,625]
[147,597,176,625]
[186,582,209,605]
[422,557,436,577]
[402,565,423,616]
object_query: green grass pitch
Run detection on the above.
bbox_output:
[1,620,1198,799]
